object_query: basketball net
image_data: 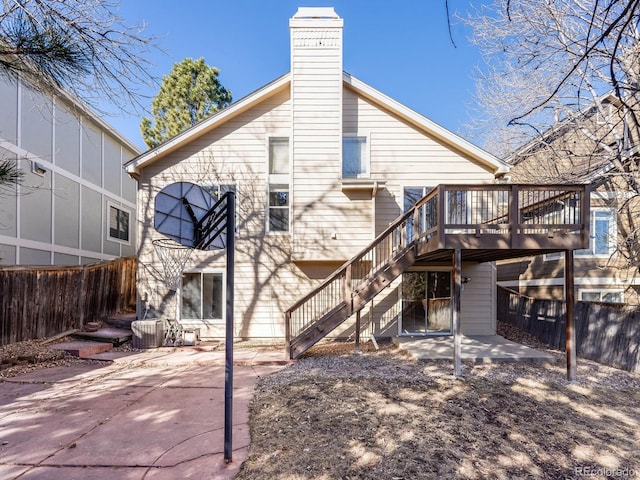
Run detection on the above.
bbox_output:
[152,238,193,291]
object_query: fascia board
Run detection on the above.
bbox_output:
[343,72,510,175]
[125,73,291,175]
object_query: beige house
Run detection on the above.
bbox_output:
[127,8,590,354]
[0,72,139,266]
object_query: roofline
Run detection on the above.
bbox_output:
[125,70,511,177]
[342,72,510,175]
[125,73,291,175]
[60,88,142,155]
[508,91,622,162]
[0,50,141,155]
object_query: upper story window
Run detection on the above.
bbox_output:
[576,208,615,257]
[268,137,289,233]
[108,203,130,243]
[342,136,369,178]
[204,184,238,236]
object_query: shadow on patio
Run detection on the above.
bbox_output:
[394,335,556,364]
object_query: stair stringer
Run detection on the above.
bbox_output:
[288,246,416,359]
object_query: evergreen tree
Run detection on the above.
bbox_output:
[140,57,232,148]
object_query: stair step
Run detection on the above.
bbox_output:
[71,328,132,346]
[50,341,113,358]
[103,312,137,329]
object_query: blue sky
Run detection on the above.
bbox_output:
[105,1,487,151]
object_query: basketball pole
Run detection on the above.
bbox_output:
[224,191,235,463]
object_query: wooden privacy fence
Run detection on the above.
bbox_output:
[497,286,640,372]
[0,257,136,345]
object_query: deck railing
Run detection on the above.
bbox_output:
[285,184,589,355]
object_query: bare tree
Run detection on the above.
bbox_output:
[463,0,640,160]
[0,0,156,115]
[462,0,640,271]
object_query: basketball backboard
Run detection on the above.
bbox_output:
[154,181,228,250]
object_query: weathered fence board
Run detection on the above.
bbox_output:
[0,257,136,345]
[498,286,640,372]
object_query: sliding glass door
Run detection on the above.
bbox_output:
[400,271,452,335]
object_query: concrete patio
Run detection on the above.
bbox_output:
[394,335,557,364]
[0,345,289,480]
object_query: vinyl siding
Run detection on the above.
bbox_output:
[137,82,501,337]
[460,263,496,335]
[291,23,352,260]
[0,73,138,266]
[137,89,297,337]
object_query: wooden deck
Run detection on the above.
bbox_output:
[285,184,590,365]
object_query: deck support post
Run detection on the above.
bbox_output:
[565,249,576,381]
[453,249,462,378]
[354,309,361,354]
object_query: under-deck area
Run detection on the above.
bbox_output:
[285,184,590,379]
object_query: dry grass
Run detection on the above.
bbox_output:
[237,338,640,480]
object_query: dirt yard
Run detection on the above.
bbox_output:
[236,329,640,480]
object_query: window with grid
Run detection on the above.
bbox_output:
[268,137,289,232]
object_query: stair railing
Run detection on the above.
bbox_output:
[285,188,440,351]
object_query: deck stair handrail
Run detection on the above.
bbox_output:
[285,184,588,359]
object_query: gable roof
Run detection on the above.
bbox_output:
[506,92,628,184]
[124,71,509,177]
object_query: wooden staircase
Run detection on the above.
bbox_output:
[284,184,590,359]
[285,192,433,359]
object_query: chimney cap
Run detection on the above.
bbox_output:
[292,7,340,19]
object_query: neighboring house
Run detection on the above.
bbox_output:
[125,8,588,354]
[497,94,640,304]
[0,72,140,266]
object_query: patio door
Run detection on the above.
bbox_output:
[400,271,452,335]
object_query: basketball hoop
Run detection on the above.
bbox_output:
[153,238,193,291]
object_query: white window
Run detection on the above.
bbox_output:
[181,271,224,320]
[342,136,369,178]
[108,203,130,243]
[579,289,623,303]
[268,185,289,232]
[204,184,238,235]
[268,137,290,233]
[576,208,615,257]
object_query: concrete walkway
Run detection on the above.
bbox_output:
[0,345,289,480]
[395,335,556,363]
